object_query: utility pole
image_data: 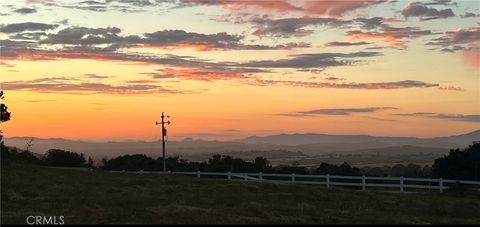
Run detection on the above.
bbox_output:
[156,112,170,172]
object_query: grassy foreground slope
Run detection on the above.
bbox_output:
[2,162,480,224]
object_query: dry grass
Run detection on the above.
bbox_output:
[2,162,480,224]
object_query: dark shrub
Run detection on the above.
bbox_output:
[433,141,480,180]
[43,149,87,167]
[312,162,362,176]
[447,181,480,197]
[103,154,157,171]
[1,142,41,164]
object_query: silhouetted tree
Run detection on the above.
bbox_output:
[314,163,336,174]
[390,164,406,177]
[87,156,94,168]
[363,166,388,177]
[361,164,432,178]
[101,157,108,167]
[1,145,41,164]
[273,165,308,174]
[1,90,12,152]
[1,144,17,160]
[43,149,87,167]
[433,141,480,180]
[337,162,362,176]
[0,91,11,123]
[14,150,41,164]
[162,156,190,171]
[204,154,255,172]
[422,165,433,178]
[313,162,361,176]
[254,156,270,172]
[404,163,422,177]
[25,138,34,152]
[99,153,421,178]
[103,154,157,171]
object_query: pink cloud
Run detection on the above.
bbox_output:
[461,47,480,70]
[193,0,383,17]
[346,30,406,48]
[303,0,383,17]
[346,26,432,48]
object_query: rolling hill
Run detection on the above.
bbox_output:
[3,130,478,166]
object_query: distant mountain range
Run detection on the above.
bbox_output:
[238,130,480,147]
[4,130,479,165]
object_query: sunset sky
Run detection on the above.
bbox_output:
[0,0,479,141]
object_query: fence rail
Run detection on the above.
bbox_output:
[108,170,480,193]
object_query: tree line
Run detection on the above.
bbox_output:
[2,141,480,180]
[1,145,362,175]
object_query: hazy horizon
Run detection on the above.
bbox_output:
[4,128,480,143]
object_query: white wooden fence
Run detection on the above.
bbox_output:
[109,170,480,193]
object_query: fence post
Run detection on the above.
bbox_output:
[362,175,366,191]
[197,170,200,178]
[400,176,404,192]
[326,174,330,188]
[439,178,443,193]
[292,173,295,183]
[259,172,263,183]
[228,171,231,180]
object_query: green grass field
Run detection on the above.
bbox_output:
[2,162,480,224]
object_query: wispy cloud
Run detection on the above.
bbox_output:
[428,27,480,47]
[25,0,168,13]
[250,17,350,38]
[281,107,398,117]
[396,112,480,122]
[346,26,433,48]
[427,26,480,69]
[0,22,58,33]
[402,2,455,21]
[83,73,111,79]
[25,99,55,103]
[462,12,480,18]
[13,8,37,14]
[139,72,176,79]
[240,51,381,69]
[2,24,312,56]
[325,41,370,47]
[1,37,382,81]
[125,79,159,84]
[156,68,246,81]
[2,80,183,95]
[323,76,346,81]
[438,85,465,91]
[248,79,439,90]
